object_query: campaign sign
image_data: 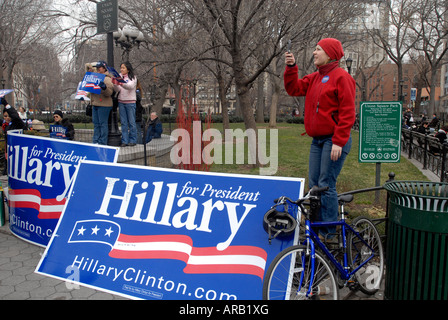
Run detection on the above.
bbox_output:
[75,82,90,101]
[36,161,304,300]
[7,132,119,247]
[0,89,14,97]
[106,66,127,83]
[80,72,106,94]
[50,125,68,140]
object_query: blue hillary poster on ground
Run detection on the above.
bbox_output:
[36,161,304,300]
[7,132,119,247]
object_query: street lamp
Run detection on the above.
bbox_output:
[113,26,144,61]
[346,58,353,75]
[107,26,145,146]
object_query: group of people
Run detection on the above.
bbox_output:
[1,97,74,141]
[411,114,448,154]
[404,109,441,132]
[1,59,163,148]
[86,60,162,146]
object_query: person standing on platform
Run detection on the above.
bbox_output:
[284,38,356,239]
[90,61,114,145]
[113,62,138,147]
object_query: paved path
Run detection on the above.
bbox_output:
[0,225,126,300]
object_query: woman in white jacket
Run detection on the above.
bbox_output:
[113,62,138,147]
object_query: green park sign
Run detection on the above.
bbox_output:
[97,0,118,35]
[359,101,402,163]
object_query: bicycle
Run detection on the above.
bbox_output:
[262,186,384,300]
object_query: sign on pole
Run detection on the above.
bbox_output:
[410,88,417,101]
[97,0,118,34]
[359,101,402,163]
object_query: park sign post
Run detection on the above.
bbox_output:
[97,0,118,34]
[359,101,402,164]
[359,101,402,202]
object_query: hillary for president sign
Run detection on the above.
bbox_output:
[7,133,119,247]
[80,72,106,94]
[36,161,304,300]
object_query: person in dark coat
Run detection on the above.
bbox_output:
[2,97,26,175]
[2,97,26,133]
[145,112,163,143]
[53,110,75,140]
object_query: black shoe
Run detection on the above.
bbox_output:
[128,143,136,147]
[120,143,127,147]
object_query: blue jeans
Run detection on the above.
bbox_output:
[119,102,137,144]
[92,106,112,145]
[308,135,352,236]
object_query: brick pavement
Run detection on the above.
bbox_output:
[0,225,126,300]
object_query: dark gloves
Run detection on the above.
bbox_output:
[99,82,107,90]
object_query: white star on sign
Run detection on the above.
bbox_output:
[77,226,86,236]
[105,227,114,237]
[91,225,100,235]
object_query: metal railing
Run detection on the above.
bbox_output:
[401,128,447,182]
[0,119,176,174]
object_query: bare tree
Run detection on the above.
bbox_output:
[15,44,63,114]
[365,0,420,100]
[0,0,64,105]
[265,1,364,128]
[409,0,448,115]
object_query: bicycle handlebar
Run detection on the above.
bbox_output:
[274,186,330,205]
[309,186,329,196]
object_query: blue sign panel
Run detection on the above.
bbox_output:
[0,89,14,97]
[50,125,68,140]
[7,133,119,247]
[80,72,106,94]
[36,161,304,300]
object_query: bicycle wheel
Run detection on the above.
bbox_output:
[263,245,339,300]
[348,217,384,295]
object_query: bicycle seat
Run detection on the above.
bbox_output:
[338,194,354,204]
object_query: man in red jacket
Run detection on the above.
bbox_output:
[284,38,356,239]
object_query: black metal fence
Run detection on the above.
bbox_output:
[401,128,448,182]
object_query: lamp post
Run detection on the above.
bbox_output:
[104,33,122,147]
[346,58,353,75]
[399,79,404,103]
[192,79,198,113]
[107,26,144,147]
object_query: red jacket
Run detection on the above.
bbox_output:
[284,62,356,147]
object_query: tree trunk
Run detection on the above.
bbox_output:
[269,90,279,128]
[256,73,265,123]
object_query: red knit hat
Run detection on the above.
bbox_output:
[317,38,344,61]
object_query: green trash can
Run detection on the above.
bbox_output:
[384,181,448,300]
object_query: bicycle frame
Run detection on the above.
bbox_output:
[304,219,376,281]
[279,198,377,298]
